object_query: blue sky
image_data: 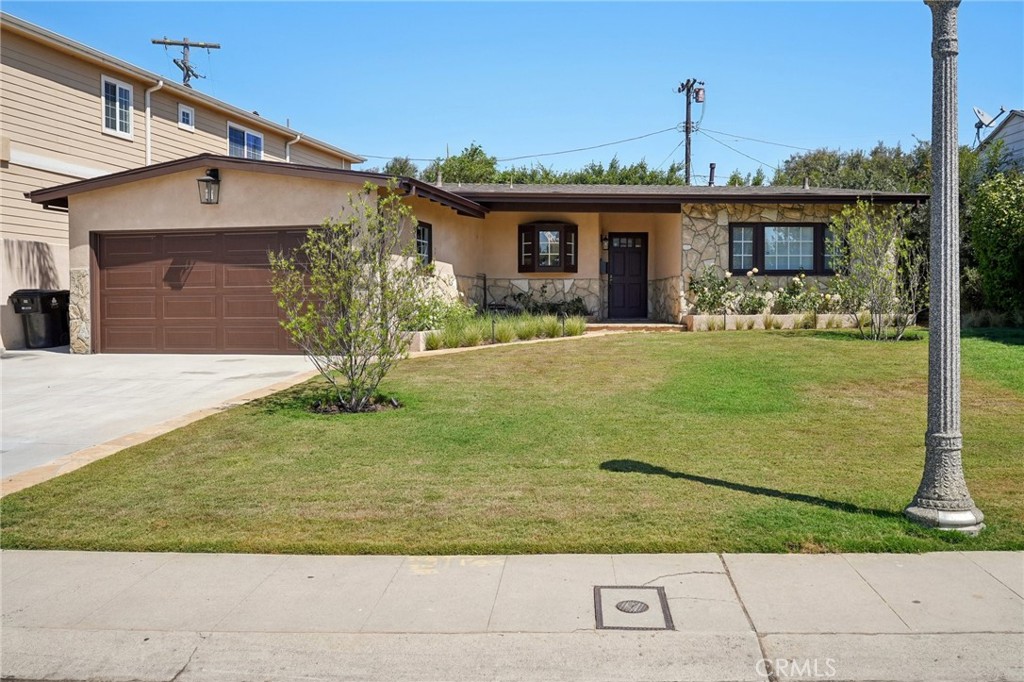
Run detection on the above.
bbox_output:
[6,1,1022,180]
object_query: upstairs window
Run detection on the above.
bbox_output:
[178,104,195,131]
[101,76,133,139]
[416,222,433,264]
[518,221,578,273]
[228,123,263,159]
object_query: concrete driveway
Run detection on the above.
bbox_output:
[1,348,313,480]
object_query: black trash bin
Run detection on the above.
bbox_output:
[9,289,70,348]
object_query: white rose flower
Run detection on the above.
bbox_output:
[752,267,759,274]
[725,271,733,279]
[746,271,753,277]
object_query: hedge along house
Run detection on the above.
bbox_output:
[29,153,925,354]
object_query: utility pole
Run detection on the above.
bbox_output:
[151,37,221,88]
[676,78,704,185]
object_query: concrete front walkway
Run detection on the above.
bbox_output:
[0,348,313,482]
[2,550,1021,681]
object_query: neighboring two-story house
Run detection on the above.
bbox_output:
[978,108,1024,171]
[0,12,364,349]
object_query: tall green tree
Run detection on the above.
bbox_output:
[382,156,419,178]
[421,143,498,183]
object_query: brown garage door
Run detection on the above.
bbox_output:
[96,230,307,353]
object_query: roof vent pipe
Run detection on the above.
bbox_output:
[708,163,716,187]
[803,177,810,189]
[437,169,443,187]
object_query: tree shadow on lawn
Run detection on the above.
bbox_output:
[961,327,1024,347]
[600,459,903,520]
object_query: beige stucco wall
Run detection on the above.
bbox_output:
[68,170,367,269]
[405,196,482,279]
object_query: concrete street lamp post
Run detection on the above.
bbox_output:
[904,0,984,534]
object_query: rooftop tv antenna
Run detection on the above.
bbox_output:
[972,105,1006,146]
[151,36,221,88]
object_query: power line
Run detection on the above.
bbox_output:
[495,125,679,162]
[655,138,686,171]
[697,129,779,171]
[697,127,814,151]
[357,125,682,166]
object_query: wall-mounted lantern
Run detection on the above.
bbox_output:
[601,234,609,251]
[197,168,220,205]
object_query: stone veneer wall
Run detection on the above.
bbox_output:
[650,276,684,323]
[680,203,843,314]
[69,267,90,353]
[457,275,604,318]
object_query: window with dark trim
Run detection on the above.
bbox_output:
[518,221,578,273]
[416,222,432,264]
[729,223,834,275]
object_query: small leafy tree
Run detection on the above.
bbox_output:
[269,181,427,412]
[382,156,419,178]
[829,200,927,341]
[968,172,1024,314]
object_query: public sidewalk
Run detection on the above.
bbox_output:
[1,550,1021,682]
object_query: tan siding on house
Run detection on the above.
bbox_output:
[288,144,344,168]
[1,164,76,243]
[1,34,148,171]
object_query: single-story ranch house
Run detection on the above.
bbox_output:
[28,154,925,354]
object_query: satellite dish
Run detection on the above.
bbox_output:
[973,105,1007,146]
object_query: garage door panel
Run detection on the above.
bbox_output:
[223,264,273,288]
[101,235,159,262]
[163,262,217,290]
[104,267,159,290]
[103,326,158,352]
[223,296,279,320]
[163,296,218,320]
[224,231,278,255]
[163,327,219,352]
[164,234,218,255]
[223,327,283,352]
[104,296,157,320]
[97,231,299,354]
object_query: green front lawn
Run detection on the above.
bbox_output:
[3,329,1022,554]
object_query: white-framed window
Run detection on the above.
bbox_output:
[517,221,579,273]
[729,223,832,274]
[178,103,195,131]
[730,226,754,271]
[764,225,815,272]
[227,122,263,159]
[101,75,133,139]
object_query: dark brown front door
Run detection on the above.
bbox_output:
[95,230,306,353]
[607,233,648,319]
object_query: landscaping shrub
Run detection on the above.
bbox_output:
[515,315,541,340]
[424,331,443,351]
[968,172,1024,315]
[269,180,426,412]
[563,316,587,336]
[494,320,516,343]
[508,285,591,316]
[539,315,562,339]
[689,267,733,314]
